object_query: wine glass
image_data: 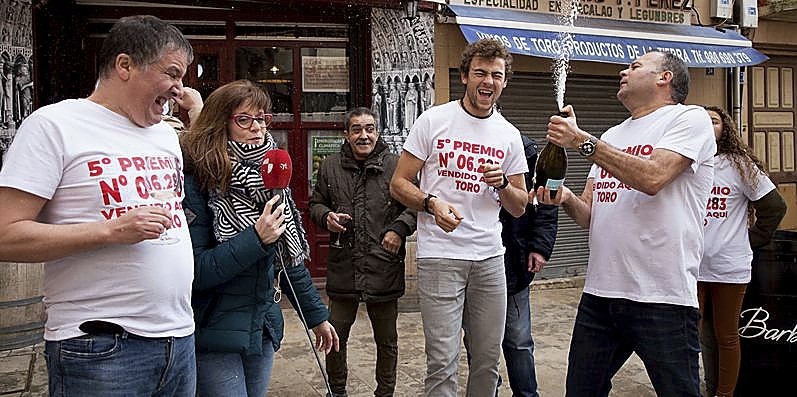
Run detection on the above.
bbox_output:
[329,210,352,249]
[145,155,182,245]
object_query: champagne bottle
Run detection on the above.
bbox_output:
[534,112,569,199]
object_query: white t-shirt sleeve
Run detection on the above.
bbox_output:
[746,165,777,201]
[0,112,63,199]
[655,107,713,173]
[403,112,432,161]
[503,131,528,176]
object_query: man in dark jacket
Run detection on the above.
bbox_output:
[309,107,417,397]
[477,135,558,397]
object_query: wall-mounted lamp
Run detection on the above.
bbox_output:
[402,0,419,21]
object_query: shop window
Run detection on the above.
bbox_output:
[235,22,347,41]
[197,54,218,82]
[300,48,349,122]
[236,47,294,122]
[308,130,345,192]
[270,130,289,150]
[170,21,226,40]
[194,53,220,100]
[86,19,226,40]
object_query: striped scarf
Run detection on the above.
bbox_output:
[208,138,309,268]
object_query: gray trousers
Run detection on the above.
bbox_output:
[417,255,507,397]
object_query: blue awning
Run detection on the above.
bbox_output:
[448,5,768,68]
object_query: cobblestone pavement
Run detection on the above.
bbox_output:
[0,343,47,397]
[1,277,662,397]
[270,278,657,397]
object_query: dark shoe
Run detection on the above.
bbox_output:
[326,393,348,397]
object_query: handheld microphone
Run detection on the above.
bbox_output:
[260,148,293,213]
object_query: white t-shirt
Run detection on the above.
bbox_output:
[699,155,775,283]
[0,99,195,341]
[403,100,527,261]
[586,104,716,308]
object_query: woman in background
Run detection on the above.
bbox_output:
[180,80,338,396]
[698,106,786,397]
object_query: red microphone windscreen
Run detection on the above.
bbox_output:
[260,149,292,189]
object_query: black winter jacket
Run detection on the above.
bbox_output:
[183,174,328,355]
[309,139,417,302]
[501,135,559,295]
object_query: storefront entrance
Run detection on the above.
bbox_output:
[39,3,377,277]
[183,37,352,277]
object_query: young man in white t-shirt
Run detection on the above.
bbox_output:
[390,38,529,396]
[537,51,716,397]
[0,16,197,396]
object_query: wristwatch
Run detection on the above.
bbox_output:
[423,193,437,215]
[496,175,509,190]
[578,135,599,157]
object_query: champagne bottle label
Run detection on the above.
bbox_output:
[545,178,565,191]
[546,178,565,200]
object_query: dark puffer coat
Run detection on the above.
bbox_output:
[183,174,328,355]
[309,139,417,302]
[501,135,559,295]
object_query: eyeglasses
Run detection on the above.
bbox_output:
[230,113,273,129]
[349,125,377,134]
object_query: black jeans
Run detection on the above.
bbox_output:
[325,298,398,397]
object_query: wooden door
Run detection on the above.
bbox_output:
[748,61,797,183]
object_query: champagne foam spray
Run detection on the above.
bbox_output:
[553,0,580,111]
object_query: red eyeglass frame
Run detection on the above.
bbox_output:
[230,113,274,129]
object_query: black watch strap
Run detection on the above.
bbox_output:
[578,135,599,157]
[423,193,437,214]
[496,175,509,190]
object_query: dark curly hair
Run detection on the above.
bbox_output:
[705,105,768,224]
[458,38,513,81]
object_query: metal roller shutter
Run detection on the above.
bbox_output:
[449,69,629,279]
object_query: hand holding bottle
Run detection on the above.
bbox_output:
[537,111,569,200]
[534,184,574,206]
[546,105,585,149]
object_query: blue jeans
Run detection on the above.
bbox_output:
[503,286,540,397]
[45,332,196,397]
[566,293,701,397]
[196,337,276,397]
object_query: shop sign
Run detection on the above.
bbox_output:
[739,307,797,344]
[302,56,350,93]
[310,135,343,186]
[460,24,769,67]
[453,0,691,25]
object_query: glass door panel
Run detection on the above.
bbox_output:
[236,47,294,122]
[269,129,289,150]
[186,45,225,102]
[308,130,345,193]
[300,48,349,122]
[193,53,221,101]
